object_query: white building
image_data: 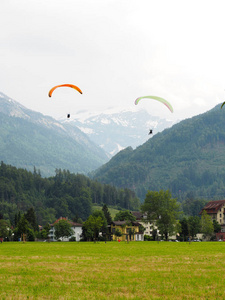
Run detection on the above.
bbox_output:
[131,211,160,238]
[49,217,83,242]
[131,211,177,240]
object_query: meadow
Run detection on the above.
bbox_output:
[0,241,225,299]
[92,205,120,219]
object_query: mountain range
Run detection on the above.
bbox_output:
[92,104,225,201]
[3,90,225,203]
[66,108,176,156]
[0,92,108,176]
[0,92,176,176]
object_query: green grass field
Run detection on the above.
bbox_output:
[92,205,120,219]
[1,241,225,299]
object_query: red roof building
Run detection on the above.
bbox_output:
[200,200,225,225]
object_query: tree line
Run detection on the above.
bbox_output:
[141,190,220,241]
[0,189,220,242]
[0,162,219,242]
[0,162,140,226]
[0,204,142,242]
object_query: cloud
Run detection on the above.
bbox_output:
[0,0,224,121]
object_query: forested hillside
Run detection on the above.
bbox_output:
[92,104,225,201]
[0,162,140,226]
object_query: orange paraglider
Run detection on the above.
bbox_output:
[48,84,82,97]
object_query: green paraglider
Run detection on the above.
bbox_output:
[135,96,173,113]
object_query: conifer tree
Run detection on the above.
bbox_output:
[102,204,112,224]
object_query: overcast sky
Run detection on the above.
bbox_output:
[1,0,225,121]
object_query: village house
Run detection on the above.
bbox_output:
[200,200,225,225]
[110,220,144,241]
[131,211,179,240]
[49,217,82,242]
[200,199,225,240]
[131,211,160,238]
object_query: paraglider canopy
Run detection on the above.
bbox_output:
[48,84,82,97]
[48,84,82,119]
[135,95,173,113]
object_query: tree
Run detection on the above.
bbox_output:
[40,224,51,240]
[213,220,221,233]
[13,215,31,241]
[92,210,108,239]
[82,215,103,241]
[180,218,189,241]
[78,188,92,220]
[16,215,30,235]
[175,220,182,240]
[141,190,180,241]
[114,210,136,222]
[25,207,38,231]
[200,210,214,239]
[0,219,10,240]
[114,228,122,240]
[188,216,201,238]
[152,227,158,241]
[54,219,73,241]
[180,216,201,241]
[127,228,135,241]
[15,211,21,227]
[182,197,208,217]
[102,204,112,224]
[138,223,145,234]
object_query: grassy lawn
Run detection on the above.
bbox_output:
[0,241,225,299]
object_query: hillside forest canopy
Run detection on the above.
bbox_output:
[92,104,225,201]
[0,161,210,241]
[0,162,140,226]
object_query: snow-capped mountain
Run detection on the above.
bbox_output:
[66,107,178,156]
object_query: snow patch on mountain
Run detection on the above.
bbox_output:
[77,127,94,134]
[101,118,111,125]
[66,107,178,156]
[111,117,129,126]
[110,143,125,156]
[146,120,158,128]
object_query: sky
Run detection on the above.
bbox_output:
[1,0,225,121]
